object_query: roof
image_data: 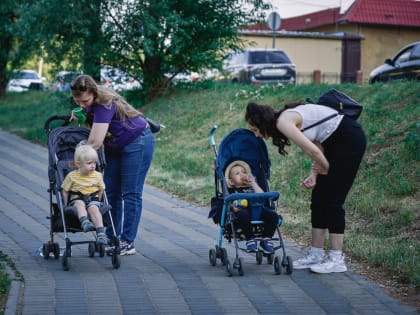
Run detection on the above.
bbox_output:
[340,0,420,27]
[248,0,420,31]
[280,8,341,31]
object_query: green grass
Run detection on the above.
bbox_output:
[0,81,419,293]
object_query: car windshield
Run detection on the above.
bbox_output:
[13,72,39,80]
[250,51,291,64]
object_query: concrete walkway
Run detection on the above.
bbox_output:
[0,129,417,315]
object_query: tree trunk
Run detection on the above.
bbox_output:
[82,0,103,81]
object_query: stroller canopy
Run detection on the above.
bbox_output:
[216,128,271,192]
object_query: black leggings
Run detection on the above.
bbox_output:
[311,116,366,234]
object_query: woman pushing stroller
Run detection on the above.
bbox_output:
[69,74,155,256]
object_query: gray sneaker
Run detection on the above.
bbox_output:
[96,232,107,245]
[81,219,95,232]
[120,240,136,256]
[294,250,325,269]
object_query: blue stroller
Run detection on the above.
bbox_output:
[208,126,293,276]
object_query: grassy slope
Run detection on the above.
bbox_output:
[0,81,419,292]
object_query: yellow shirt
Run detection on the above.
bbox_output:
[61,170,105,196]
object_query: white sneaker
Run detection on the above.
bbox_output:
[310,255,347,273]
[293,251,325,269]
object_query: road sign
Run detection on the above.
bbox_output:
[267,12,281,30]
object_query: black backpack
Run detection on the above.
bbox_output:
[302,88,363,132]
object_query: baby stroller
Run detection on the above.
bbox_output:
[208,126,293,276]
[42,115,121,271]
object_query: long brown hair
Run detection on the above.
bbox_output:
[70,74,142,121]
[245,101,304,155]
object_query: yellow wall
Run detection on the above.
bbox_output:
[241,24,419,83]
[300,24,420,83]
[240,34,343,84]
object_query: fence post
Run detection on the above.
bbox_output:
[313,70,321,84]
[356,70,363,84]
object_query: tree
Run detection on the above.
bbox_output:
[0,0,39,99]
[3,0,271,102]
[23,0,104,81]
[100,0,271,102]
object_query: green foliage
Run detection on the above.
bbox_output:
[0,81,419,288]
[11,0,272,102]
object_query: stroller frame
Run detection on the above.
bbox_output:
[42,115,121,271]
[208,126,293,276]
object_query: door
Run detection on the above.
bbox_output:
[341,39,361,83]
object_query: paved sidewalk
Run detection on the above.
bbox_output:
[0,129,418,315]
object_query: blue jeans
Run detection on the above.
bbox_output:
[105,128,155,243]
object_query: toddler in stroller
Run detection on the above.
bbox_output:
[225,160,278,254]
[61,143,107,245]
[42,115,121,271]
[208,126,293,276]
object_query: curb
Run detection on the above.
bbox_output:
[4,264,23,315]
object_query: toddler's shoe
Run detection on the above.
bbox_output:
[96,232,107,245]
[81,219,95,232]
[246,238,257,252]
[260,238,274,254]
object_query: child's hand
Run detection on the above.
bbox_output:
[232,205,241,213]
[301,173,317,189]
[243,174,254,185]
[70,110,76,122]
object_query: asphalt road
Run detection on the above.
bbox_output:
[0,129,417,315]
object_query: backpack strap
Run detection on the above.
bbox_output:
[300,113,338,132]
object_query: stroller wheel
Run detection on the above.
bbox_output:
[220,248,228,265]
[237,258,244,276]
[42,243,50,260]
[112,253,121,269]
[274,256,282,275]
[256,251,263,265]
[267,253,274,265]
[99,244,105,257]
[225,258,233,277]
[209,248,217,266]
[62,254,70,271]
[53,243,60,259]
[283,256,293,275]
[88,242,95,257]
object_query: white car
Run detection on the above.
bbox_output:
[7,70,46,92]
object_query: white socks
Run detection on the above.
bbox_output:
[329,249,343,259]
[310,247,325,255]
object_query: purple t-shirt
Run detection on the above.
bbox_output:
[86,103,147,151]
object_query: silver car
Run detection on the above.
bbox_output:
[223,49,296,85]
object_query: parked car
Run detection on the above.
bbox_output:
[369,41,420,84]
[7,70,46,92]
[50,71,82,92]
[222,48,296,85]
[101,66,141,91]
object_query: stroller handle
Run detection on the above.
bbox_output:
[44,115,72,135]
[209,125,218,156]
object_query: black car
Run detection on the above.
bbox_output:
[223,49,296,85]
[369,41,420,83]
